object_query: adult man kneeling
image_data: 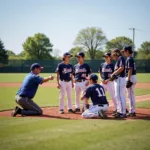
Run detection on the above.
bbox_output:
[81,74,109,119]
[11,63,54,117]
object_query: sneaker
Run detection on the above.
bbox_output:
[68,109,75,113]
[112,109,117,116]
[11,106,21,117]
[59,110,64,114]
[98,110,108,119]
[127,112,136,117]
[74,108,80,113]
[114,113,126,118]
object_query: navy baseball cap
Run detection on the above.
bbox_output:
[30,63,43,70]
[63,52,73,57]
[103,52,111,57]
[75,52,85,57]
[121,46,133,53]
[86,73,98,81]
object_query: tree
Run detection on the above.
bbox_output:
[136,41,150,59]
[23,33,53,60]
[106,36,133,51]
[0,39,8,64]
[7,50,16,56]
[52,49,61,59]
[69,47,91,60]
[74,27,107,60]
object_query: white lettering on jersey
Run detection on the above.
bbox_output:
[62,68,72,74]
[102,68,112,72]
[75,68,87,73]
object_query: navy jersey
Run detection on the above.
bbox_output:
[125,56,136,76]
[99,62,114,80]
[83,84,108,105]
[55,62,73,81]
[17,72,43,99]
[114,56,125,78]
[74,63,92,81]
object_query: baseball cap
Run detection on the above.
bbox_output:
[75,52,85,57]
[103,52,111,57]
[63,52,73,57]
[86,73,98,81]
[30,63,43,70]
[121,46,133,53]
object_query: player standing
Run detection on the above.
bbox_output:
[56,52,74,114]
[81,74,109,119]
[73,52,92,112]
[111,49,127,118]
[99,52,117,112]
[121,46,137,116]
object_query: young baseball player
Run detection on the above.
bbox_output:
[73,52,92,112]
[99,52,117,112]
[121,46,137,116]
[81,74,109,119]
[56,52,74,114]
[111,49,127,118]
[11,63,54,117]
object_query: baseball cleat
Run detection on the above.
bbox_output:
[114,113,127,118]
[126,109,129,113]
[112,110,117,116]
[98,110,108,119]
[127,112,136,117]
[68,109,75,113]
[11,106,21,117]
[59,110,64,114]
[74,108,80,113]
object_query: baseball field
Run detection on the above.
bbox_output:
[0,73,150,150]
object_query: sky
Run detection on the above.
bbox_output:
[0,0,150,55]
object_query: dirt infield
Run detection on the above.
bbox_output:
[0,94,150,120]
[0,82,150,88]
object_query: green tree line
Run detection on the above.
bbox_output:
[0,27,150,65]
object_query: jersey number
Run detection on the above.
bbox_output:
[96,88,105,97]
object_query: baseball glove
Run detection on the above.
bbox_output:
[109,75,118,81]
[126,80,133,88]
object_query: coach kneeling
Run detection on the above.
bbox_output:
[81,74,109,119]
[11,63,54,117]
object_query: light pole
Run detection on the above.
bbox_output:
[129,28,135,57]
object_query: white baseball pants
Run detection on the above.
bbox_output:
[126,75,137,113]
[74,81,87,109]
[59,81,73,110]
[82,104,108,118]
[101,81,117,110]
[114,77,126,114]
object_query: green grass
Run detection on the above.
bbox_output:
[0,73,150,83]
[0,87,149,111]
[136,73,150,83]
[0,117,150,150]
[136,100,150,109]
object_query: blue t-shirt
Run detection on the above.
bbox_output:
[83,84,108,105]
[74,63,92,81]
[17,72,43,99]
[55,62,73,81]
[114,56,125,78]
[99,62,114,80]
[125,56,136,76]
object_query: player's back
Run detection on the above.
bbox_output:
[89,84,108,105]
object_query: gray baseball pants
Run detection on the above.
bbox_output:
[15,95,43,116]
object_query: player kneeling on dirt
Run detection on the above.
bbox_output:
[81,74,109,119]
[11,63,54,117]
